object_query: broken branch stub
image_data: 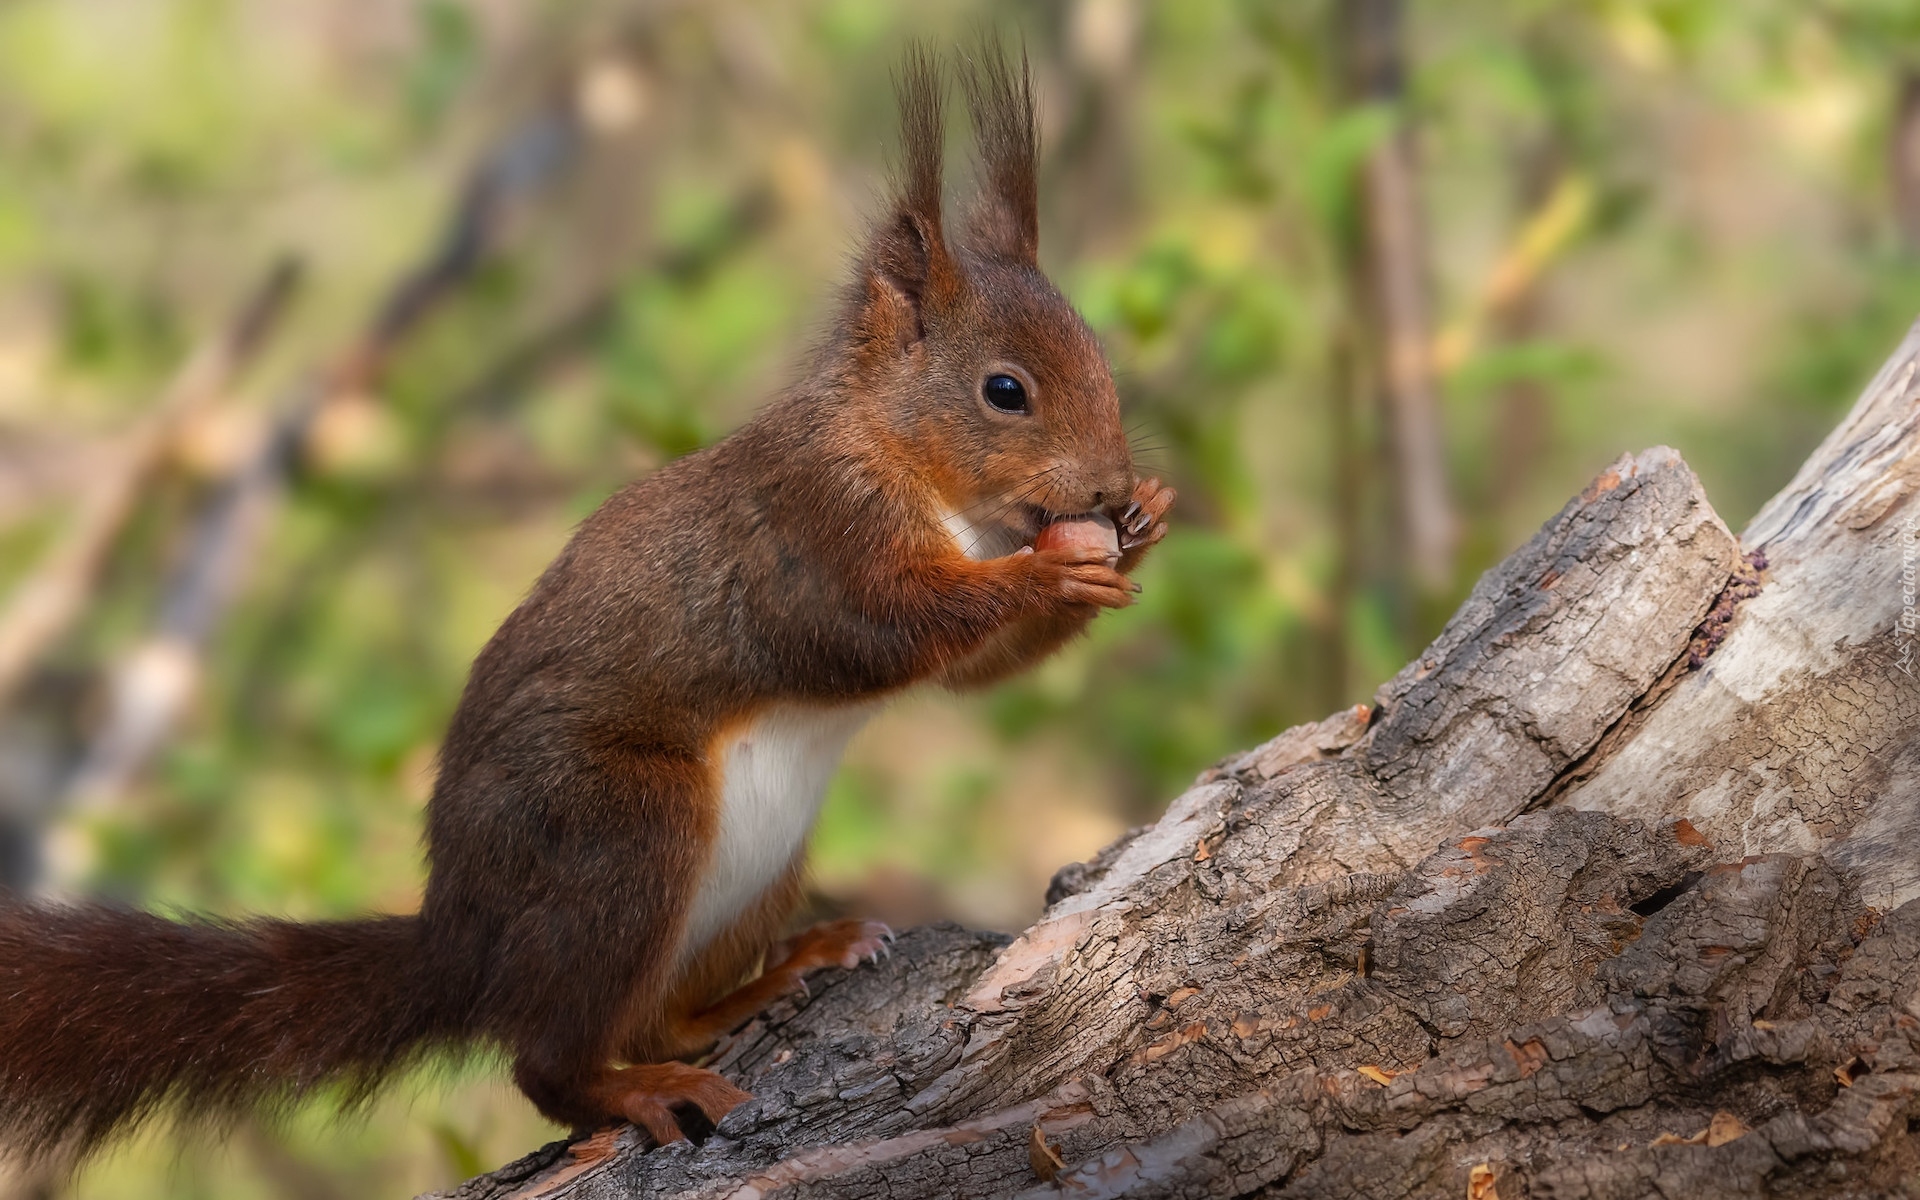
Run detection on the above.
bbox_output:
[1558,324,1920,910]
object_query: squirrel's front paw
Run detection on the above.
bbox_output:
[1115,477,1175,568]
[1025,543,1139,610]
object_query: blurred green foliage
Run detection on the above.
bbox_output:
[1,0,1917,1194]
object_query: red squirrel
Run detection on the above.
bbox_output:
[0,45,1173,1162]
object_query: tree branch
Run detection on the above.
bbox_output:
[430,318,1920,1198]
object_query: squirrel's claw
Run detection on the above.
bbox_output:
[1117,478,1175,558]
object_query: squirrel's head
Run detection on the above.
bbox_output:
[835,44,1132,555]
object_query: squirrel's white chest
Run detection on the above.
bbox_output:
[941,507,1027,561]
[680,702,876,958]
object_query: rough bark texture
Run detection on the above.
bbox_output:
[1558,328,1920,910]
[429,322,1920,1200]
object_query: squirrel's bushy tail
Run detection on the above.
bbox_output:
[0,900,455,1164]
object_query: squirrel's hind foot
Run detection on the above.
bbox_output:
[591,1062,752,1146]
[766,917,893,977]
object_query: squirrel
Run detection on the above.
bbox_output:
[0,44,1174,1163]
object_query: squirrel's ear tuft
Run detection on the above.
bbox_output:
[960,39,1038,265]
[858,45,957,355]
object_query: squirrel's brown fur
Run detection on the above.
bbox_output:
[0,43,1173,1164]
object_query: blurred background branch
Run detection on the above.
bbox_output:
[0,255,300,719]
[57,100,587,834]
[1338,0,1457,602]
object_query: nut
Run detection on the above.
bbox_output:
[1034,513,1120,565]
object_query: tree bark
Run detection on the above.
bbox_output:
[429,321,1920,1200]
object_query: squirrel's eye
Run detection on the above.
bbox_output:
[982,373,1030,414]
